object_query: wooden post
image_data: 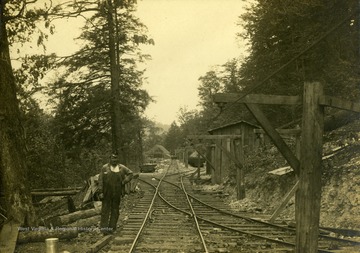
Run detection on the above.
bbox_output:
[206,145,212,174]
[233,139,245,199]
[296,82,324,253]
[213,139,222,184]
[197,152,201,179]
[184,147,188,168]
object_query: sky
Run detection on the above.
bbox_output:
[135,0,248,125]
[22,0,249,125]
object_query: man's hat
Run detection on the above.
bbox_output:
[110,154,118,159]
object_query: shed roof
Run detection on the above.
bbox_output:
[208,120,260,134]
[145,144,171,157]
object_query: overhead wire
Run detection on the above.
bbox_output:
[213,6,360,120]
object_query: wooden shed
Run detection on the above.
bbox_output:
[208,120,261,150]
[207,121,260,184]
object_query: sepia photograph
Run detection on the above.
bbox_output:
[0,0,360,252]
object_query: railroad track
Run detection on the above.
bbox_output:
[105,160,360,253]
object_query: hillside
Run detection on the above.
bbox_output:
[214,119,360,230]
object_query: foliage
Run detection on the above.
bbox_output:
[194,0,360,130]
[163,121,182,154]
[238,0,360,98]
[5,0,155,188]
[142,119,166,154]
[43,0,153,166]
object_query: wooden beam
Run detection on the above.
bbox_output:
[187,134,242,140]
[254,128,301,135]
[245,103,300,175]
[269,181,299,223]
[86,235,113,253]
[296,82,325,253]
[213,93,302,105]
[319,95,360,113]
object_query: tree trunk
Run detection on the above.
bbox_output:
[106,0,126,164]
[0,2,35,226]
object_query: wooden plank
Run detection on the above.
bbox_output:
[213,93,302,105]
[268,166,293,176]
[245,103,300,175]
[86,235,113,253]
[0,220,21,253]
[187,134,242,139]
[319,95,360,113]
[296,82,325,253]
[269,181,299,223]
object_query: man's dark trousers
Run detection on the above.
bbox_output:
[100,170,123,232]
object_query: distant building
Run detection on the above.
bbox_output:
[145,144,171,161]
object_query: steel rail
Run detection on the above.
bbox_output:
[180,175,209,253]
[144,174,359,252]
[139,176,298,250]
[127,161,170,253]
[129,160,207,252]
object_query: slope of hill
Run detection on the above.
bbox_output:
[220,119,360,230]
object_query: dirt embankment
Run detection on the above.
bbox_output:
[220,120,360,230]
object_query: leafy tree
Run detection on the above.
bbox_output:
[163,121,182,154]
[142,119,165,154]
[197,60,252,129]
[238,0,360,98]
[0,0,56,225]
[46,0,153,165]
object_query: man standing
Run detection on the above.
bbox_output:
[98,154,133,235]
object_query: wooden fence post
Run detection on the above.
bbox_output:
[296,82,324,253]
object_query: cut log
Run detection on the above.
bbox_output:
[68,215,101,232]
[31,187,83,192]
[31,190,79,197]
[47,208,101,227]
[17,227,78,244]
